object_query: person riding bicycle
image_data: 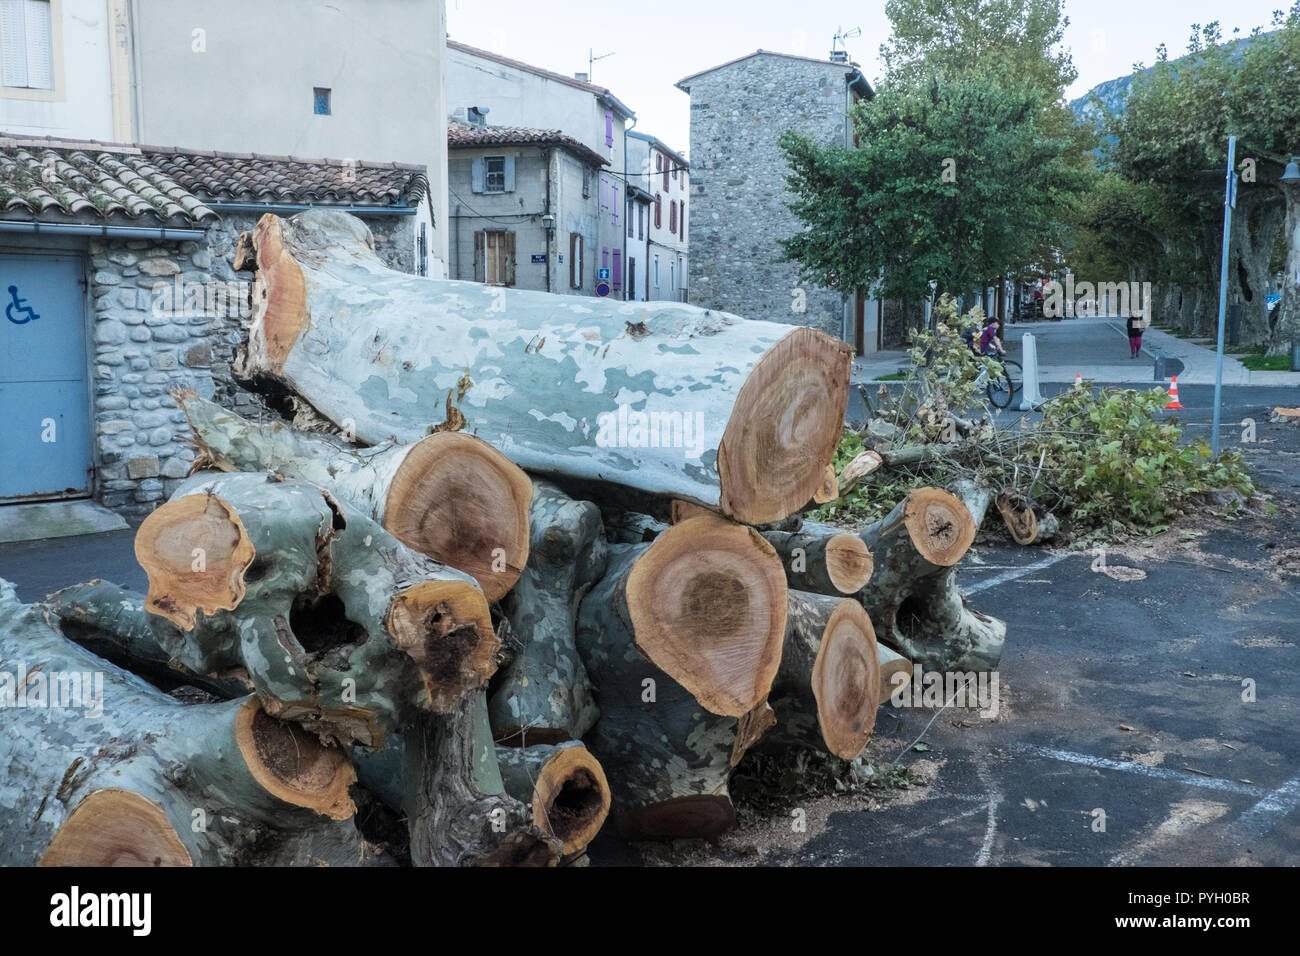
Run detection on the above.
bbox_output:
[976,316,1006,358]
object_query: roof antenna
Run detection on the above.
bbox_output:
[587,48,615,82]
[831,26,860,62]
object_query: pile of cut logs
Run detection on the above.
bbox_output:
[0,210,1004,867]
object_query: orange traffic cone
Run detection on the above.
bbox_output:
[1074,372,1083,387]
[1165,376,1184,409]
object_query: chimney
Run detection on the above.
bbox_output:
[829,49,849,63]
[574,72,589,82]
[467,106,490,129]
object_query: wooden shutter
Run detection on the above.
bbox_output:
[680,200,685,241]
[473,231,486,282]
[654,195,661,229]
[503,231,516,286]
[612,249,622,292]
[669,201,677,235]
[503,156,515,193]
[605,111,614,147]
[570,233,585,290]
[471,157,485,193]
[663,154,669,190]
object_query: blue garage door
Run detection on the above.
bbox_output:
[0,253,93,502]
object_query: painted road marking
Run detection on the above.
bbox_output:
[1018,744,1270,798]
[964,552,1070,595]
[1234,770,1300,835]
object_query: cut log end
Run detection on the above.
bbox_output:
[236,699,357,820]
[248,214,308,372]
[384,432,532,601]
[620,794,736,842]
[825,533,874,594]
[386,580,498,714]
[134,492,255,630]
[811,600,880,760]
[626,514,788,717]
[527,744,611,855]
[812,465,840,504]
[39,789,193,867]
[903,487,976,567]
[719,327,852,525]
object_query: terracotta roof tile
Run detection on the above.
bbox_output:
[447,122,608,169]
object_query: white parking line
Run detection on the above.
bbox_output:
[1234,770,1300,835]
[1018,744,1270,798]
[964,552,1070,594]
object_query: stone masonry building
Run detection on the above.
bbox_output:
[0,135,426,515]
[676,50,874,344]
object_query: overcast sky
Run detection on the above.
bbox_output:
[446,0,1284,156]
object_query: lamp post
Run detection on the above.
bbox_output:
[1280,158,1300,372]
[1211,137,1236,456]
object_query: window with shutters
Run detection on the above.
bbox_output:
[653,255,659,288]
[474,230,515,286]
[638,204,644,240]
[612,249,621,292]
[680,200,686,242]
[484,156,507,194]
[605,110,614,147]
[627,257,636,299]
[568,233,584,290]
[1,0,55,91]
[670,261,675,291]
[582,166,591,198]
[669,201,677,235]
[654,194,661,229]
[662,154,669,190]
[627,199,634,239]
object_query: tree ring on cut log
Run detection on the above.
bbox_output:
[626,514,787,717]
[620,794,736,842]
[383,432,532,601]
[719,327,851,525]
[811,600,880,760]
[902,488,975,567]
[824,533,874,594]
[135,492,255,630]
[527,744,611,855]
[39,789,193,867]
[386,580,497,714]
[235,698,357,819]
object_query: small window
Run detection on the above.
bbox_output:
[654,194,662,229]
[1,0,54,90]
[627,200,634,239]
[582,166,591,199]
[313,87,331,115]
[484,156,507,194]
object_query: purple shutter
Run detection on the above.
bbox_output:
[605,110,614,147]
[612,249,622,291]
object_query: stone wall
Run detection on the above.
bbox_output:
[686,54,853,335]
[89,211,415,516]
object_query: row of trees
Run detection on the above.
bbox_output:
[781,0,1300,353]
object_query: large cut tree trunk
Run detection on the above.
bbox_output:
[488,480,605,745]
[403,690,561,866]
[760,591,880,760]
[496,741,611,856]
[761,527,874,595]
[233,210,852,525]
[134,472,498,746]
[573,515,788,840]
[0,581,367,867]
[177,392,532,600]
[43,579,250,698]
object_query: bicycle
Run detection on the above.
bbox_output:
[977,355,1021,409]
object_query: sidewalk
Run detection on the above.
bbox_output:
[851,316,1300,388]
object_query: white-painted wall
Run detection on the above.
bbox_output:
[627,132,688,302]
[0,0,117,141]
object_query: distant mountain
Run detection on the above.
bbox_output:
[1069,31,1272,129]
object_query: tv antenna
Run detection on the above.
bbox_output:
[588,48,615,81]
[832,26,861,54]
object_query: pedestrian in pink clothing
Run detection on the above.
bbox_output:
[1126,315,1144,358]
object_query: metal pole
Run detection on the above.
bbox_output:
[1211,136,1236,456]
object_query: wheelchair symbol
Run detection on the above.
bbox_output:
[6,285,38,325]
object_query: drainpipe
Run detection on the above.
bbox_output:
[453,201,461,279]
[623,112,637,301]
[544,147,553,293]
[0,221,206,240]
